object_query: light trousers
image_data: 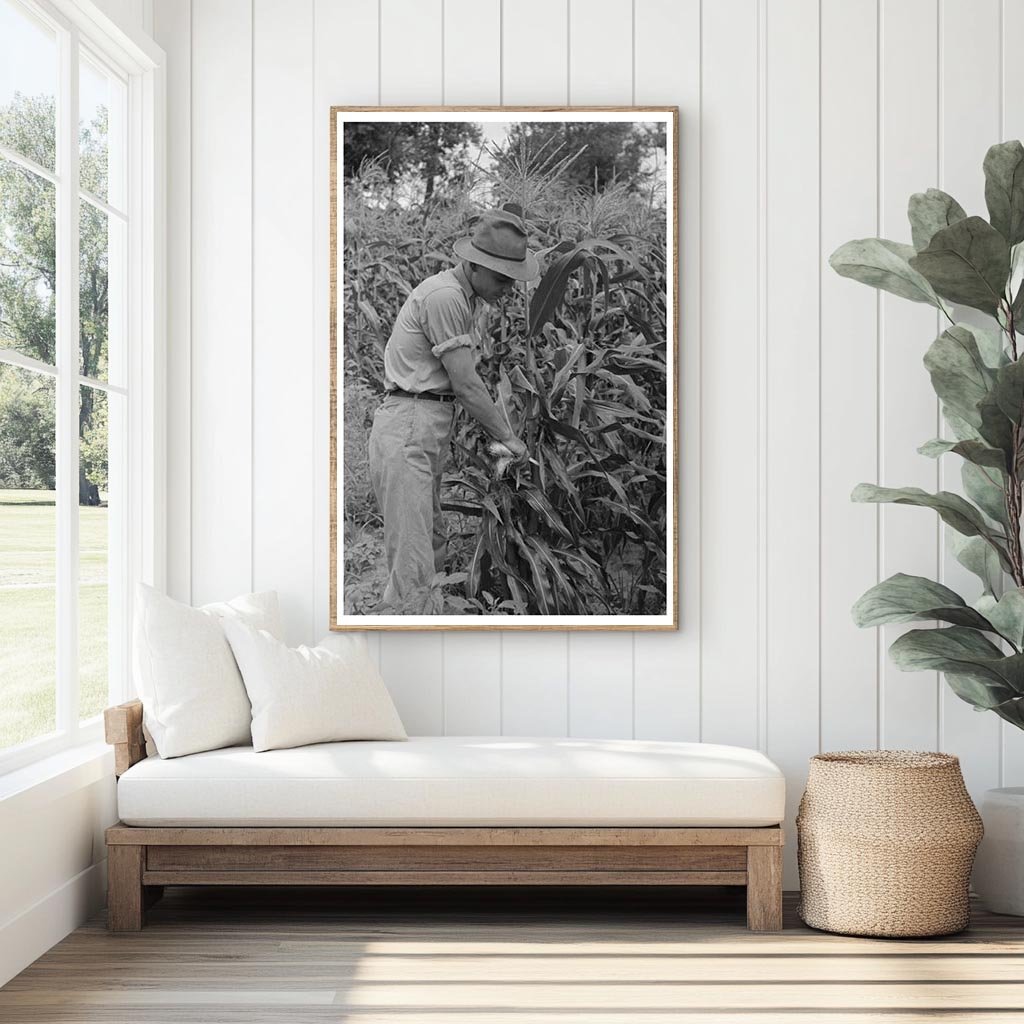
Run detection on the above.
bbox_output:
[368,394,455,612]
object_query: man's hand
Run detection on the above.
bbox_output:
[487,437,529,478]
[499,435,528,462]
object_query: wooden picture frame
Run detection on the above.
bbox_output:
[330,106,679,630]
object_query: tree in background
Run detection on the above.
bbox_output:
[0,93,109,502]
[496,122,666,194]
[0,366,54,488]
[343,121,483,201]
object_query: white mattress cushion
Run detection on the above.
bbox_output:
[117,736,786,827]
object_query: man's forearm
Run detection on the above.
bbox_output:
[452,377,516,442]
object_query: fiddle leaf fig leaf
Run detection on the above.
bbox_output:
[993,357,1024,423]
[851,483,1003,540]
[977,392,1016,458]
[984,688,1024,728]
[852,573,994,630]
[918,437,1007,471]
[851,483,1008,549]
[968,322,1011,368]
[984,140,1024,246]
[909,216,1011,314]
[942,407,983,442]
[944,671,1024,713]
[950,532,1004,596]
[962,461,1009,528]
[976,589,1024,649]
[923,325,997,427]
[1012,277,1024,325]
[888,626,1024,701]
[908,188,968,251]
[829,238,942,307]
[889,624,1002,666]
[1008,241,1024,308]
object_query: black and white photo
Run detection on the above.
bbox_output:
[331,107,677,629]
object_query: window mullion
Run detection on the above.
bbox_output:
[55,23,81,735]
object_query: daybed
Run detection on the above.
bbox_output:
[104,699,786,932]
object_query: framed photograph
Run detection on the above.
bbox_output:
[330,106,678,630]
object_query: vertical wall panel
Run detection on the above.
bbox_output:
[190,0,253,605]
[153,0,190,604]
[1002,0,1024,786]
[502,0,568,103]
[443,0,500,105]
[568,634,634,738]
[819,0,879,754]
[878,0,941,751]
[381,0,443,105]
[502,633,569,736]
[699,0,760,749]
[630,0,704,741]
[313,0,380,661]
[440,0,503,733]
[938,0,1002,796]
[568,0,632,104]
[444,637,501,734]
[376,0,446,723]
[253,0,315,646]
[764,0,821,884]
[499,0,570,735]
[632,0,700,742]
[380,634,445,734]
[564,0,637,737]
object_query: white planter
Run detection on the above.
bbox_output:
[973,787,1024,916]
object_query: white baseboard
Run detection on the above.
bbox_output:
[0,858,107,987]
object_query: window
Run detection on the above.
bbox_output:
[0,0,161,773]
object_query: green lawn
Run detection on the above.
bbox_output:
[0,489,109,751]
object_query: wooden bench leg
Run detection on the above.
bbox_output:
[107,845,145,932]
[746,845,783,931]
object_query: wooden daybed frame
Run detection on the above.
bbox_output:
[104,699,784,932]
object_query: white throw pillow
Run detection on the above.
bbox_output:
[222,621,407,752]
[133,583,283,758]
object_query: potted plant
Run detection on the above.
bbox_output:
[831,140,1024,914]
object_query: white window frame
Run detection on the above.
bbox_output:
[0,0,165,776]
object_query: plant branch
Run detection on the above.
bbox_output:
[1006,299,1020,361]
[1005,306,1024,587]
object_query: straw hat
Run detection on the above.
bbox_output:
[453,211,540,281]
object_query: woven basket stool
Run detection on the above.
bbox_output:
[796,751,983,938]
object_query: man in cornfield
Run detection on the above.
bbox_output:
[368,209,540,612]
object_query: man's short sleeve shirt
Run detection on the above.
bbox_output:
[381,263,480,394]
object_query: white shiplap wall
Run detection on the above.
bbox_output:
[153,0,1024,885]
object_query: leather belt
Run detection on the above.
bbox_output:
[386,388,456,403]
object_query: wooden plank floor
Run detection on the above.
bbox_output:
[2,885,1024,1022]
